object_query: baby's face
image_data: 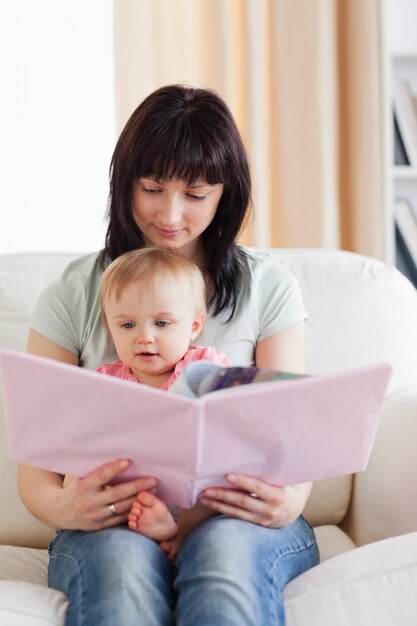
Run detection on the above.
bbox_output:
[104,276,203,383]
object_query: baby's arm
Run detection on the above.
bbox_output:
[160,502,217,561]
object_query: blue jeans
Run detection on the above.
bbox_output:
[48,515,319,626]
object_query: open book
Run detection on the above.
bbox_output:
[169,360,307,397]
[0,349,391,508]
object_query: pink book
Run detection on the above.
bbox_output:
[0,349,391,508]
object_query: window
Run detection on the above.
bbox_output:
[0,0,115,252]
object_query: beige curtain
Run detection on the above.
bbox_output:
[113,0,385,258]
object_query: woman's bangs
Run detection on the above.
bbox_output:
[138,127,226,185]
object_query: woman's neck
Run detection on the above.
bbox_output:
[143,238,204,265]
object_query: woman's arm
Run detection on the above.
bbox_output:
[17,329,157,530]
[17,460,157,530]
[255,319,305,373]
[199,320,313,527]
[27,329,79,365]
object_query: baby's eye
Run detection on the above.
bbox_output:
[121,322,135,329]
[154,320,170,328]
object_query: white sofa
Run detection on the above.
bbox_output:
[0,248,416,625]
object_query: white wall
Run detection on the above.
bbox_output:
[385,0,417,52]
[0,0,115,253]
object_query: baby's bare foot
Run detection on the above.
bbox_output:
[160,537,180,562]
[160,527,189,562]
[128,491,177,541]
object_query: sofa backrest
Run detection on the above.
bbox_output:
[1,249,416,547]
[266,248,417,394]
[0,253,81,547]
[268,248,417,527]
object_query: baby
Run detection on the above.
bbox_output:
[98,247,231,559]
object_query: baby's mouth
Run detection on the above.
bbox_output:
[136,351,158,359]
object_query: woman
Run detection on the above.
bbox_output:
[18,84,319,626]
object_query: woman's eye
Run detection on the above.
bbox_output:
[187,193,207,201]
[143,186,161,194]
[155,320,170,328]
[121,322,135,329]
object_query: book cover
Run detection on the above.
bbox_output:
[393,81,417,167]
[395,199,417,263]
[169,360,307,397]
[393,113,410,166]
[395,199,417,288]
[0,349,392,508]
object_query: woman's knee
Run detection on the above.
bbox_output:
[48,528,175,626]
[48,527,172,595]
[177,517,255,573]
[177,515,318,585]
[175,516,318,626]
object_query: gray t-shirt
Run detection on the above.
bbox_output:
[31,246,307,370]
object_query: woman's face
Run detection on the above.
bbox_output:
[131,178,224,260]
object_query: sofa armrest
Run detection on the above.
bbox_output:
[341,386,417,546]
[0,581,68,625]
[284,532,417,626]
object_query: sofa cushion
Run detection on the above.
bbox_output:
[303,475,352,527]
[342,386,417,545]
[0,421,54,548]
[284,531,417,626]
[0,253,79,547]
[269,248,417,394]
[0,580,67,626]
[313,525,356,562]
[0,546,48,585]
[0,252,80,352]
[1,249,415,548]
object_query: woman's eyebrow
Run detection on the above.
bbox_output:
[187,182,214,189]
[138,177,215,189]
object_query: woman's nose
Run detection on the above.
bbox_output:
[159,195,182,225]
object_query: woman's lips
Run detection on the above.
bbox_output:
[154,226,183,238]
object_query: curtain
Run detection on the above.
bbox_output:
[113,0,385,258]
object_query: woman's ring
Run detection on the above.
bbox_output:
[109,503,117,517]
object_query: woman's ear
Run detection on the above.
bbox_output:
[190,312,206,340]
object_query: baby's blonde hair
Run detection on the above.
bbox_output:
[100,247,207,323]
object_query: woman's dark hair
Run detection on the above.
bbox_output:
[103,84,252,318]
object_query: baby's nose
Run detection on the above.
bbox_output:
[136,330,154,344]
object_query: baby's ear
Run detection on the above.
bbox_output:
[191,312,206,340]
[101,311,110,335]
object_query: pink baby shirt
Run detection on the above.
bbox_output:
[97,345,231,390]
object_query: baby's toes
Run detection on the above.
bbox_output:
[127,505,141,530]
[136,490,159,508]
[127,514,140,531]
[130,501,142,515]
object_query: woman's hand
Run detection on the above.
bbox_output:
[57,459,157,531]
[198,474,312,528]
